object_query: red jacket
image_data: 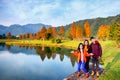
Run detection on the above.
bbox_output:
[88,40,102,58]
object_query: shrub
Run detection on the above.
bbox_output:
[51,38,62,44]
[51,38,56,43]
[56,39,61,44]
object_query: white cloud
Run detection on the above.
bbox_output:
[0,0,120,26]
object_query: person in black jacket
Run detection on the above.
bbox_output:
[83,40,90,72]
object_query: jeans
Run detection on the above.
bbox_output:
[92,58,99,71]
[78,61,88,73]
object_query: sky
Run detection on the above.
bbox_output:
[0,0,120,27]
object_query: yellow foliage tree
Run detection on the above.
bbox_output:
[97,24,110,40]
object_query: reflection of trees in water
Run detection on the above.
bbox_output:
[29,46,33,50]
[25,46,29,49]
[34,46,77,67]
[6,45,11,50]
[52,53,56,60]
[60,54,64,61]
[0,43,5,47]
[5,44,77,67]
[34,46,46,61]
[45,47,52,59]
[70,54,77,67]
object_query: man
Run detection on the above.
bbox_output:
[88,37,102,77]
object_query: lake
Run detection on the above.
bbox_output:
[0,43,77,80]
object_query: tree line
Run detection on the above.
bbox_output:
[0,21,120,43]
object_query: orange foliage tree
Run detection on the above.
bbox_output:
[40,26,47,39]
[52,27,57,38]
[47,27,52,34]
[84,21,91,37]
[29,33,33,39]
[76,24,83,39]
[97,24,110,40]
[60,26,65,36]
[19,34,22,39]
[22,34,25,39]
[7,32,11,39]
[70,22,76,39]
[25,32,29,39]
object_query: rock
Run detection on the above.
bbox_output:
[64,66,105,80]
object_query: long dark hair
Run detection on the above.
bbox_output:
[77,43,84,52]
[84,39,89,49]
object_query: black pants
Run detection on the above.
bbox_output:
[85,57,90,72]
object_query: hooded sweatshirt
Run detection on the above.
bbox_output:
[88,40,102,58]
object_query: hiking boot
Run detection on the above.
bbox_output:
[96,71,100,77]
[91,71,94,76]
[77,72,80,77]
[85,74,89,78]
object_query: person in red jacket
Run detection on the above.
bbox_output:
[71,43,93,78]
[88,37,102,77]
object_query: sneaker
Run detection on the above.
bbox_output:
[96,71,100,77]
[91,71,94,76]
[85,74,89,78]
[77,72,80,77]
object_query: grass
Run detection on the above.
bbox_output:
[0,39,120,80]
[98,47,120,80]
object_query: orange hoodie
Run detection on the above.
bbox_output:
[73,48,91,63]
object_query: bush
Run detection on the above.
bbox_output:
[51,38,56,43]
[51,38,62,44]
[56,39,61,44]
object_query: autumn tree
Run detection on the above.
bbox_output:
[40,26,47,39]
[22,34,25,39]
[46,27,52,40]
[29,33,33,39]
[25,32,29,39]
[60,26,65,35]
[84,21,91,37]
[76,24,83,39]
[97,24,110,40]
[52,27,57,38]
[36,31,41,39]
[70,22,76,39]
[47,27,52,34]
[19,34,22,39]
[7,32,11,39]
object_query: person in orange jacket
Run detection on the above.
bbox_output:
[83,40,90,72]
[71,43,93,78]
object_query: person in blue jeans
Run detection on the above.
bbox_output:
[71,43,93,78]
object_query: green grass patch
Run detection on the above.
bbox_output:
[98,47,120,80]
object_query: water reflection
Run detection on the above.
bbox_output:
[0,44,78,80]
[0,44,77,67]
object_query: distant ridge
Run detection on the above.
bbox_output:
[0,14,120,36]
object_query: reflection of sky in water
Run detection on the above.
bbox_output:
[0,51,77,80]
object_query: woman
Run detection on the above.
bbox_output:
[84,40,90,72]
[71,43,93,78]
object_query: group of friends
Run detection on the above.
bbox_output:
[71,37,102,78]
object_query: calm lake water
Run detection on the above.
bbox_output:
[0,43,77,80]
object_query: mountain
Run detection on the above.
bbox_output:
[61,14,120,35]
[0,23,50,36]
[0,14,120,36]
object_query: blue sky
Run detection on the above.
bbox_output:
[0,0,120,26]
